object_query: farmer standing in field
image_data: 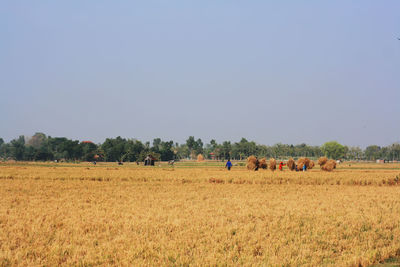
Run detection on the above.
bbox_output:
[303,164,307,172]
[279,161,285,171]
[225,159,232,171]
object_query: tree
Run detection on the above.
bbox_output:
[0,138,5,159]
[152,138,162,153]
[102,136,128,162]
[220,141,232,160]
[194,138,204,155]
[347,146,363,160]
[321,141,345,159]
[125,139,145,162]
[186,136,196,158]
[80,142,98,161]
[27,132,47,149]
[210,139,218,150]
[47,137,80,161]
[159,140,174,161]
[388,143,400,161]
[364,145,381,161]
[10,136,26,160]
[175,144,189,160]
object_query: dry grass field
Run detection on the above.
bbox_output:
[1,162,400,266]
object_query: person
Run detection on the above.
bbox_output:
[279,161,285,171]
[303,164,307,172]
[295,164,299,172]
[225,159,233,171]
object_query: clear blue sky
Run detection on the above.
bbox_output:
[1,1,399,147]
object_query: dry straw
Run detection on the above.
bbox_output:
[287,158,295,171]
[269,158,276,171]
[309,161,315,169]
[197,154,205,162]
[247,156,258,171]
[297,158,314,170]
[258,158,268,169]
[318,157,328,167]
[321,160,336,171]
[297,157,308,170]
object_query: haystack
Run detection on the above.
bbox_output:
[309,160,315,169]
[321,160,336,171]
[287,158,295,171]
[247,156,258,171]
[297,158,306,169]
[197,154,205,162]
[297,157,313,170]
[332,160,337,169]
[318,157,328,167]
[269,158,276,171]
[258,158,268,169]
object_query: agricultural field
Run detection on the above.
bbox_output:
[1,161,400,266]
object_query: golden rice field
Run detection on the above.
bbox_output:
[1,161,400,266]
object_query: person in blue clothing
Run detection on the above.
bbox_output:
[226,159,233,171]
[303,164,307,172]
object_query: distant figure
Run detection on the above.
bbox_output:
[92,161,96,165]
[255,158,259,171]
[279,161,285,171]
[303,164,306,172]
[144,155,155,166]
[118,161,123,165]
[226,159,232,171]
[295,164,299,172]
[168,160,175,166]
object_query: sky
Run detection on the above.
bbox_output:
[1,1,399,148]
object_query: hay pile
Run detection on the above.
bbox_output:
[332,160,337,169]
[197,154,205,162]
[297,158,308,170]
[269,158,276,171]
[318,157,328,167]
[247,156,276,171]
[309,161,315,169]
[287,158,295,171]
[247,156,258,171]
[321,160,336,172]
[297,158,314,170]
[258,158,268,169]
[319,157,336,171]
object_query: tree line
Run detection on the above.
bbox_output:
[0,133,399,162]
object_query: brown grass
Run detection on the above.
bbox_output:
[297,158,308,170]
[287,158,295,171]
[318,157,328,166]
[1,162,400,266]
[247,156,258,171]
[321,160,336,171]
[269,158,276,171]
[297,158,315,170]
[197,154,205,162]
[258,158,267,169]
[309,160,315,169]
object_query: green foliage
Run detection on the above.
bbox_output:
[321,141,345,160]
[10,136,25,161]
[1,133,400,162]
[365,145,381,161]
[185,136,203,158]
